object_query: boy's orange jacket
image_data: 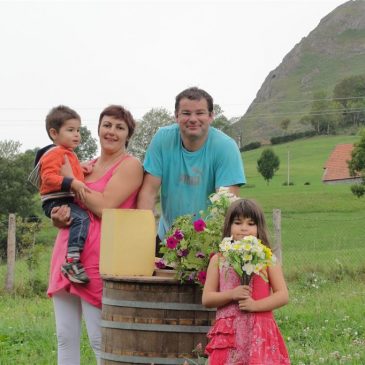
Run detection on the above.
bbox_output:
[40,146,84,195]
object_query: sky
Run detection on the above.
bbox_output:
[0,0,347,152]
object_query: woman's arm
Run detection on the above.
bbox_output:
[83,157,143,217]
[202,255,250,308]
[238,265,289,312]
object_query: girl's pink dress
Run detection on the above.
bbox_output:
[47,155,139,308]
[205,260,290,365]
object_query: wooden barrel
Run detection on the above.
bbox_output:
[100,273,215,365]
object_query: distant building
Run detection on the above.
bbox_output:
[322,144,362,184]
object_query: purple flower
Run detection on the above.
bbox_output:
[197,271,207,285]
[173,229,184,241]
[188,272,196,282]
[177,248,189,257]
[166,236,179,249]
[195,252,205,259]
[193,218,206,232]
[155,259,166,269]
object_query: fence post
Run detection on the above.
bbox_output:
[5,213,16,292]
[272,209,282,263]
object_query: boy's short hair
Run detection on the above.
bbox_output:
[174,87,214,116]
[45,105,81,141]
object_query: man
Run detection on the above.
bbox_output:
[137,87,246,255]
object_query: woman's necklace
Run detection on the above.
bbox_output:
[94,151,126,174]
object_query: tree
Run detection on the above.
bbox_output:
[211,104,230,133]
[74,125,98,162]
[348,129,365,198]
[0,142,38,217]
[348,129,365,176]
[128,108,174,161]
[0,140,22,160]
[257,148,280,185]
[305,91,341,135]
[333,75,365,128]
[280,118,291,134]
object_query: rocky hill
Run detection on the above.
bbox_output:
[233,0,365,145]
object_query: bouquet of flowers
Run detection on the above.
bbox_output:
[219,235,276,285]
[156,187,239,286]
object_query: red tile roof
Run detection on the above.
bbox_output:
[322,144,360,182]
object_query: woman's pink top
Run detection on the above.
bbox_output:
[47,155,139,308]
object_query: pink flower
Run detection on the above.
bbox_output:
[197,271,207,285]
[209,252,216,260]
[155,259,166,269]
[166,236,178,249]
[173,229,184,241]
[193,218,206,232]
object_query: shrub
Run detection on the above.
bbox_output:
[240,141,261,152]
[351,184,365,198]
[282,181,294,186]
[270,131,316,145]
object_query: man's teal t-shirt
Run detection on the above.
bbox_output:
[143,124,246,239]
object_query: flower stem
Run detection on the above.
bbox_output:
[241,273,252,285]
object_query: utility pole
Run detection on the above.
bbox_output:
[287,148,290,186]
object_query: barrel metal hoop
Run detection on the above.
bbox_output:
[102,297,215,312]
[101,320,211,333]
[100,352,188,364]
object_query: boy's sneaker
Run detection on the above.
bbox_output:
[61,260,90,284]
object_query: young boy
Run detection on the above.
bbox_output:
[33,105,90,284]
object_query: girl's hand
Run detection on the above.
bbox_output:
[238,297,257,312]
[231,285,251,301]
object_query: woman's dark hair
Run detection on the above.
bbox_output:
[222,198,271,248]
[98,105,136,147]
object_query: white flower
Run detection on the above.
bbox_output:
[242,263,254,275]
[209,194,220,203]
[243,253,253,261]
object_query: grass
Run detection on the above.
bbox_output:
[0,135,364,364]
[240,135,365,277]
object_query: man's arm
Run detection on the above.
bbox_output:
[225,185,240,197]
[137,173,162,211]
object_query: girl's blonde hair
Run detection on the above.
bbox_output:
[222,198,271,248]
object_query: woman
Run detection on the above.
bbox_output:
[47,105,143,365]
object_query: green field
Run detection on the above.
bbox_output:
[240,135,365,278]
[0,135,364,364]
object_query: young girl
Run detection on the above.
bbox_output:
[202,198,290,365]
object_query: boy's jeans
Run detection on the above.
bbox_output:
[43,198,90,254]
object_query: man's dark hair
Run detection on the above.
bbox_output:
[174,87,214,116]
[45,105,80,141]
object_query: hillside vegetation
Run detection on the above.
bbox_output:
[234,0,365,144]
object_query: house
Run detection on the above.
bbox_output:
[322,144,362,184]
